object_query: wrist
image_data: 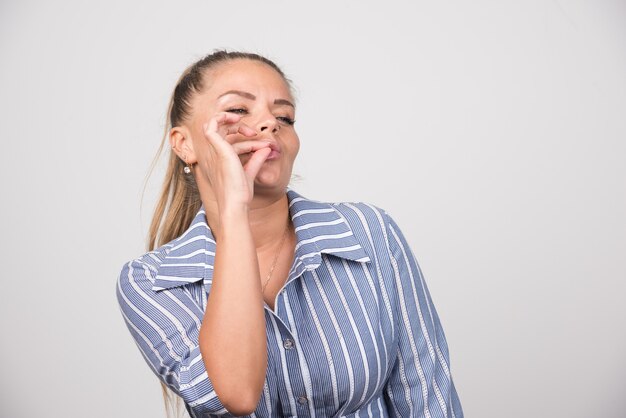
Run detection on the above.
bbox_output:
[217,205,250,235]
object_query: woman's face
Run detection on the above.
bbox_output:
[185,59,300,194]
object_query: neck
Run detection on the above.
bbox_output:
[202,190,291,250]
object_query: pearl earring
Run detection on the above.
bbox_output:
[182,154,192,174]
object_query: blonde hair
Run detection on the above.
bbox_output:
[146,50,290,417]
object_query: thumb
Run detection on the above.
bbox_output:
[243,147,272,180]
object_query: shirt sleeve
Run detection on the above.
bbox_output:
[382,213,463,418]
[116,259,234,417]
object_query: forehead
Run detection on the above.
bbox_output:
[202,59,293,100]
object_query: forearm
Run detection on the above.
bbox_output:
[199,206,267,414]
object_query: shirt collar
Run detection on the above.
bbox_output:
[152,207,216,291]
[153,189,371,292]
[286,189,371,282]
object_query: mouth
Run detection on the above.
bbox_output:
[238,142,281,163]
[265,142,281,160]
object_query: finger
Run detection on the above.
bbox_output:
[223,123,258,144]
[203,114,244,155]
[237,124,257,137]
[215,112,242,127]
[243,147,272,179]
[204,113,242,140]
[231,140,272,156]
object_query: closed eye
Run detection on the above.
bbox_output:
[277,116,295,126]
[225,108,248,115]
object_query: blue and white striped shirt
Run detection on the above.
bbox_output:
[117,189,463,417]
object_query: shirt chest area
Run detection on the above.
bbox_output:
[206,256,397,417]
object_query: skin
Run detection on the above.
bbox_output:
[169,59,300,415]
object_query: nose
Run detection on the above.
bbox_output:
[258,116,280,134]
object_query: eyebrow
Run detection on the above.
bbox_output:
[218,90,295,108]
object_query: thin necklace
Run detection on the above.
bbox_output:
[261,219,290,294]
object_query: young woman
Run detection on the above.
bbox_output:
[117,50,463,418]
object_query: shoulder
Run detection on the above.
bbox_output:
[328,200,418,265]
[332,201,390,232]
[116,244,172,295]
[325,198,404,259]
[290,190,402,242]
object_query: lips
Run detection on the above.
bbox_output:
[264,142,281,160]
[238,141,281,163]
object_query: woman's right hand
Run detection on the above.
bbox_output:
[198,112,272,212]
[197,114,271,414]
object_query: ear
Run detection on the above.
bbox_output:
[169,126,197,164]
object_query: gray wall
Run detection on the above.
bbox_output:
[1,1,624,417]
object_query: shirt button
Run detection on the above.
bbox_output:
[297,396,308,405]
[283,338,294,349]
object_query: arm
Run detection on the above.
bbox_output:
[117,259,235,416]
[117,113,272,416]
[199,207,267,415]
[117,216,267,417]
[181,113,273,415]
[383,213,463,418]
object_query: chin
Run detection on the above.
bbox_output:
[254,170,289,192]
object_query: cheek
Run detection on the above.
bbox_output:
[288,133,301,157]
[189,129,215,167]
[190,134,207,157]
